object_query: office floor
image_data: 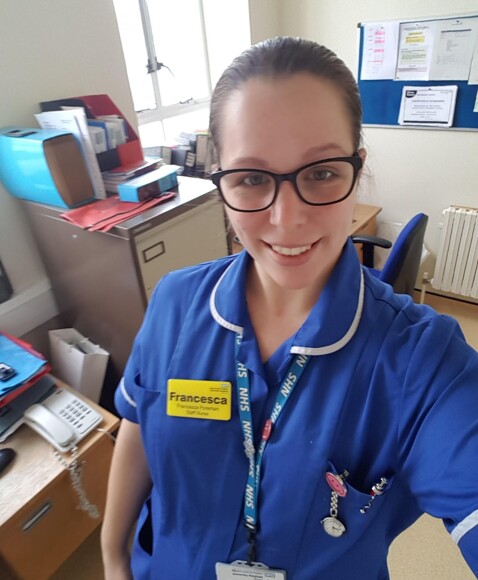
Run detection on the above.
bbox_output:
[49,292,477,580]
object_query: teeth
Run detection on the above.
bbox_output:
[271,244,311,256]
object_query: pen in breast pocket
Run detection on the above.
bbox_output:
[360,477,388,514]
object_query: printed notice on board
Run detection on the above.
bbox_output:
[429,18,478,81]
[396,21,436,80]
[398,86,458,127]
[469,31,478,85]
[361,21,400,80]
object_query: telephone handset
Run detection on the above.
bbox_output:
[23,388,103,452]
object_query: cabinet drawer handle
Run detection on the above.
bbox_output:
[142,241,165,262]
[21,500,52,532]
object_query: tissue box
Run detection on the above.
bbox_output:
[118,165,178,202]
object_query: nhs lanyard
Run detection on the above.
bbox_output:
[235,332,310,561]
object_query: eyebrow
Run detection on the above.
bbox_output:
[228,144,351,169]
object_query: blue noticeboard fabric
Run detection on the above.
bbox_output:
[357,15,478,130]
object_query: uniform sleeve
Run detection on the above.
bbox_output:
[114,358,141,422]
[398,314,478,574]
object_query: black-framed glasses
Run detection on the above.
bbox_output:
[211,153,363,212]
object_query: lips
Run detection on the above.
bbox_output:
[271,244,312,256]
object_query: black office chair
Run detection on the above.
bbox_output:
[352,213,428,297]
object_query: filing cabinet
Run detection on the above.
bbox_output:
[21,177,229,411]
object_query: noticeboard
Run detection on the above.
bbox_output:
[357,14,478,130]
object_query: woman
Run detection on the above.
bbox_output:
[101,37,478,579]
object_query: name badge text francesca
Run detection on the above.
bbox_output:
[167,379,232,421]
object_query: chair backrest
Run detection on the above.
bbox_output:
[379,213,428,296]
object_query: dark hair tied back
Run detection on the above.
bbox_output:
[209,36,363,158]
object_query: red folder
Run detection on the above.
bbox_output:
[60,192,177,232]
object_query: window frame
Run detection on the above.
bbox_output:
[135,0,213,126]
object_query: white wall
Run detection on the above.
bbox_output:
[0,0,136,334]
[277,0,478,278]
[248,0,282,43]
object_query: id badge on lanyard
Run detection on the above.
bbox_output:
[216,561,287,579]
[221,332,309,576]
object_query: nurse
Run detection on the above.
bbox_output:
[101,37,478,579]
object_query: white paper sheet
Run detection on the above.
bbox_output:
[398,85,458,127]
[469,29,478,84]
[361,21,400,80]
[429,17,478,80]
[396,21,436,81]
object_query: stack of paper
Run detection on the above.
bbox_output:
[102,157,161,194]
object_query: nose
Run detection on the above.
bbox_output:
[269,180,308,227]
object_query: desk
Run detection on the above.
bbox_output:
[351,203,381,236]
[351,204,382,262]
[231,203,382,254]
[0,382,119,580]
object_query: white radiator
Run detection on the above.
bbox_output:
[432,206,478,298]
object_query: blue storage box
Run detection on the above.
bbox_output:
[0,127,94,208]
[118,165,178,202]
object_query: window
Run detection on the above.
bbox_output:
[113,0,251,146]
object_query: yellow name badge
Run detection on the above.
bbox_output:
[167,379,232,421]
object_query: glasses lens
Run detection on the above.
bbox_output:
[297,160,355,205]
[219,171,275,211]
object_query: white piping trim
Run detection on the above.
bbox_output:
[451,508,478,544]
[209,261,244,334]
[119,377,137,408]
[290,269,364,356]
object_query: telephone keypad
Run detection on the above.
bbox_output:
[45,389,102,436]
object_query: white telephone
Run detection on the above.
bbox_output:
[23,388,103,452]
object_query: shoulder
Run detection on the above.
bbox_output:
[137,253,240,341]
[362,267,461,333]
[122,253,241,392]
[360,268,475,378]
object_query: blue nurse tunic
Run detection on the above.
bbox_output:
[115,239,478,579]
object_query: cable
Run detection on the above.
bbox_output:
[53,446,100,520]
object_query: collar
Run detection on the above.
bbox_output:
[209,238,364,356]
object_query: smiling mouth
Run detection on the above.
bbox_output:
[270,244,313,256]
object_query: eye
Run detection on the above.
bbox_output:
[307,168,335,181]
[241,172,268,186]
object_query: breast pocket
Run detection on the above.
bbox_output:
[296,460,395,569]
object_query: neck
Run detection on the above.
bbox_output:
[246,263,330,361]
[247,262,328,318]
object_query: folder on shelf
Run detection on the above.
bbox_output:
[35,108,106,199]
[40,94,144,173]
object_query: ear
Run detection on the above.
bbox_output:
[357,147,367,167]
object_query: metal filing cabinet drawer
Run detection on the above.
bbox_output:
[135,198,228,300]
